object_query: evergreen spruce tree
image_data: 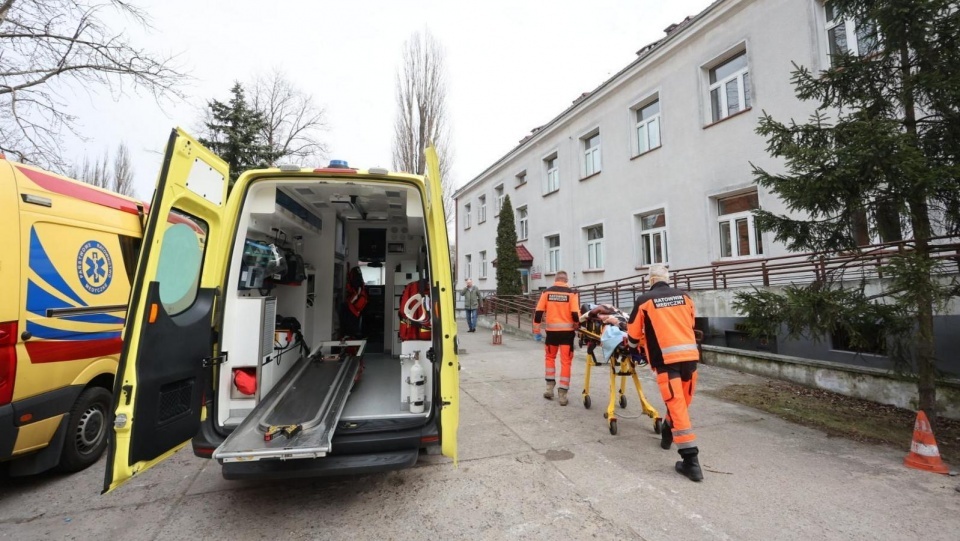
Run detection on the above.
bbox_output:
[495,195,523,296]
[734,0,960,426]
[199,83,281,183]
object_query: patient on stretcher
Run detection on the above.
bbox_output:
[578,304,631,365]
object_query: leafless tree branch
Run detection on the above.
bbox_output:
[250,68,329,166]
[0,0,187,169]
[391,29,455,224]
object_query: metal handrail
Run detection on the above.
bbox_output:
[484,236,960,325]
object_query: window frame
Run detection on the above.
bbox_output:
[580,127,602,178]
[516,205,529,241]
[631,94,662,156]
[706,48,751,124]
[636,208,668,267]
[715,190,764,260]
[515,170,527,188]
[464,254,472,279]
[494,184,504,216]
[479,250,487,280]
[583,222,604,271]
[544,233,561,274]
[478,195,487,224]
[464,203,472,230]
[824,1,877,65]
[542,151,560,195]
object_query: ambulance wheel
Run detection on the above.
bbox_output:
[583,395,592,409]
[619,395,627,409]
[57,387,111,472]
[654,418,663,434]
[609,420,618,435]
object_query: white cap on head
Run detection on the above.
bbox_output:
[647,264,669,284]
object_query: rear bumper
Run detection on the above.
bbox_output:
[194,410,437,479]
[0,403,16,460]
[0,385,81,462]
[221,448,419,480]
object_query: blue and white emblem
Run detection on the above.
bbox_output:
[76,240,113,294]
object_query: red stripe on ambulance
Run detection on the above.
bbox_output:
[25,337,123,364]
[15,165,141,215]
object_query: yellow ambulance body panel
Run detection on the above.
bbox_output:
[0,157,143,476]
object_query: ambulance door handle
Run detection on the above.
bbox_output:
[20,331,31,341]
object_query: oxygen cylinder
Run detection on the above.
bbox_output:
[409,354,426,414]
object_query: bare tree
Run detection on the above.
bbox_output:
[0,0,187,169]
[392,30,455,223]
[112,141,134,196]
[70,150,110,188]
[250,69,328,166]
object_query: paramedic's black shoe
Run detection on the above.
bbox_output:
[660,420,673,449]
[675,448,703,482]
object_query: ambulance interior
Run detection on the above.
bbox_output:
[212,177,437,462]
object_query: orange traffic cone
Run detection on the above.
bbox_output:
[903,411,949,474]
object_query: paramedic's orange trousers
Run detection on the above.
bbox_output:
[656,361,698,449]
[544,343,574,390]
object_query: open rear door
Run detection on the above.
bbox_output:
[424,147,459,464]
[103,129,231,492]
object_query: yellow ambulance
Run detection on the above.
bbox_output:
[103,129,459,492]
[0,157,143,476]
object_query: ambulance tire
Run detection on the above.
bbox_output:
[57,387,111,473]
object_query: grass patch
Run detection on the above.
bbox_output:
[707,380,960,464]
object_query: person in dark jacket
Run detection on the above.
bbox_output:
[461,279,482,332]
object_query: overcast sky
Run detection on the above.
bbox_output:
[62,0,715,200]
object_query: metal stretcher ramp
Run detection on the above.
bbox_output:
[213,341,364,463]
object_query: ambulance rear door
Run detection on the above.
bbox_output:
[103,128,232,492]
[424,147,459,463]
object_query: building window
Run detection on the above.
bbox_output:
[581,130,601,177]
[831,323,886,355]
[479,251,487,279]
[638,209,668,266]
[585,224,604,270]
[717,191,763,258]
[464,254,472,279]
[825,2,877,64]
[516,170,527,187]
[543,154,559,194]
[635,98,661,155]
[495,184,504,215]
[709,50,751,123]
[546,235,561,273]
[517,206,528,240]
[464,203,471,229]
[478,195,487,223]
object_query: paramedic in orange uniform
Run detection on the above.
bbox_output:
[627,264,703,482]
[533,270,580,406]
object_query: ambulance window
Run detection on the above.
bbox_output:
[156,210,208,315]
[118,234,142,284]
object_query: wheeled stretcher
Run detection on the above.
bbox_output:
[577,306,662,436]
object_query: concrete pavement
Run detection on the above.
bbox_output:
[1,322,958,540]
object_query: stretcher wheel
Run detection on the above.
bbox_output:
[654,418,663,434]
[618,395,627,409]
[603,412,608,419]
[609,420,618,435]
[583,395,592,409]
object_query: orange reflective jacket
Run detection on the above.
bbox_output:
[627,281,698,368]
[533,280,580,334]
